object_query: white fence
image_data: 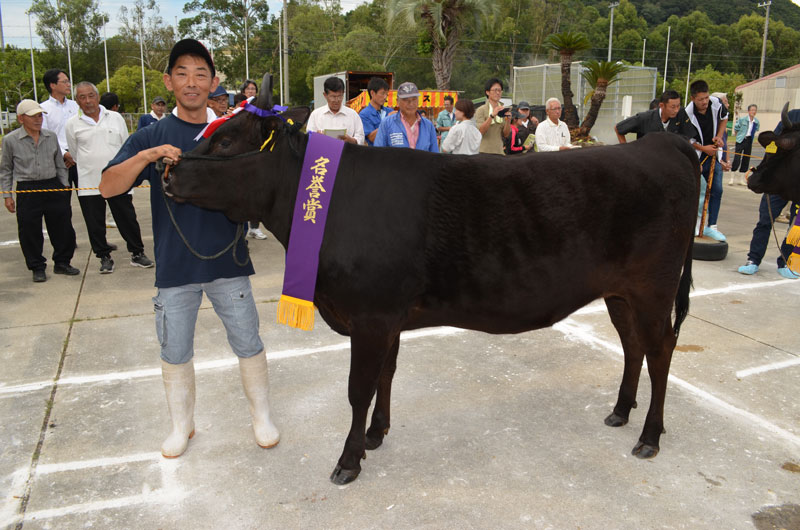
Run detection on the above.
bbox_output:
[512,62,657,144]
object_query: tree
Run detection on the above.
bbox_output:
[101,64,172,113]
[179,0,271,86]
[387,0,497,89]
[544,30,591,128]
[579,59,627,138]
[118,0,176,72]
[28,0,106,52]
[0,47,45,109]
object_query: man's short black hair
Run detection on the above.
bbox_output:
[324,77,345,94]
[747,104,758,111]
[42,69,67,94]
[444,95,454,104]
[484,77,503,94]
[690,80,709,97]
[240,79,257,95]
[367,77,389,95]
[100,92,119,109]
[660,90,680,105]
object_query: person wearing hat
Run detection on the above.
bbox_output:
[516,101,538,144]
[207,85,229,117]
[1,99,79,282]
[137,96,168,130]
[504,110,529,155]
[373,82,438,152]
[100,39,280,458]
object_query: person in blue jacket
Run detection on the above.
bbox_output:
[374,82,438,153]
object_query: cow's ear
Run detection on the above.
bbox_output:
[758,131,776,148]
[282,106,312,128]
[256,73,274,109]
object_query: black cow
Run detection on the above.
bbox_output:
[164,75,700,485]
[749,103,800,203]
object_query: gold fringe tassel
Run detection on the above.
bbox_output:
[276,294,315,331]
[785,224,800,247]
[787,252,800,274]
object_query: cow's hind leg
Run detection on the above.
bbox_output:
[330,326,399,485]
[633,312,676,458]
[606,295,676,458]
[365,334,400,450]
[604,296,644,428]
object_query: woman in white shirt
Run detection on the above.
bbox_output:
[440,99,482,155]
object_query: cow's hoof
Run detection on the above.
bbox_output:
[330,464,360,485]
[604,412,629,427]
[365,435,383,450]
[365,427,388,450]
[631,441,659,459]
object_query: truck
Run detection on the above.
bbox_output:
[312,71,394,109]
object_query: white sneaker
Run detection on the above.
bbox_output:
[248,228,268,240]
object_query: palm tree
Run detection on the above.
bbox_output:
[388,0,496,90]
[578,60,628,138]
[544,31,591,128]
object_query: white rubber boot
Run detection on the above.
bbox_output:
[238,351,280,448]
[161,360,196,458]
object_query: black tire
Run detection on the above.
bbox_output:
[692,237,728,261]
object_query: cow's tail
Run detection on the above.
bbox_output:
[673,228,694,339]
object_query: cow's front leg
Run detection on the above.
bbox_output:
[366,335,400,450]
[330,328,398,485]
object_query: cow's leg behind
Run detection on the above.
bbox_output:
[365,334,400,450]
[604,296,644,427]
[331,325,399,485]
[605,294,677,458]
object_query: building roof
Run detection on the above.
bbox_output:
[736,63,800,91]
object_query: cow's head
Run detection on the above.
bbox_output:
[748,102,800,203]
[164,73,311,223]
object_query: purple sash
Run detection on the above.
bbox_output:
[277,132,345,330]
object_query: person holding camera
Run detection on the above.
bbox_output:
[474,78,511,155]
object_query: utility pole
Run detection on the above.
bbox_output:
[244,0,249,81]
[662,26,671,92]
[283,0,289,104]
[641,38,646,67]
[0,2,5,49]
[607,2,619,62]
[758,1,771,78]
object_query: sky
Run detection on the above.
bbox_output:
[0,0,366,49]
[2,0,800,49]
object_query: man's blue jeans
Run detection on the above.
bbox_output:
[698,155,724,226]
[152,276,264,365]
[746,195,797,267]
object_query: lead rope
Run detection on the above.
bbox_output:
[764,191,795,267]
[160,160,250,267]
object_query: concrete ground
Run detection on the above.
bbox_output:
[1,173,799,529]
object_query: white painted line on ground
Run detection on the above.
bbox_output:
[0,327,466,397]
[736,358,800,378]
[1,451,186,526]
[553,319,800,451]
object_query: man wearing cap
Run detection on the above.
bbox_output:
[435,95,456,142]
[374,82,438,152]
[207,85,229,117]
[1,99,79,282]
[66,81,153,274]
[100,39,280,458]
[137,96,168,130]
[516,101,538,143]
[306,76,364,144]
[40,69,80,190]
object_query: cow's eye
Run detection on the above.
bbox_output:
[218,138,232,149]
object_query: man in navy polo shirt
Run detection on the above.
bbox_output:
[101,39,280,459]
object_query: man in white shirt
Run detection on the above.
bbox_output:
[66,81,153,274]
[306,77,364,145]
[535,97,572,152]
[40,68,80,188]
